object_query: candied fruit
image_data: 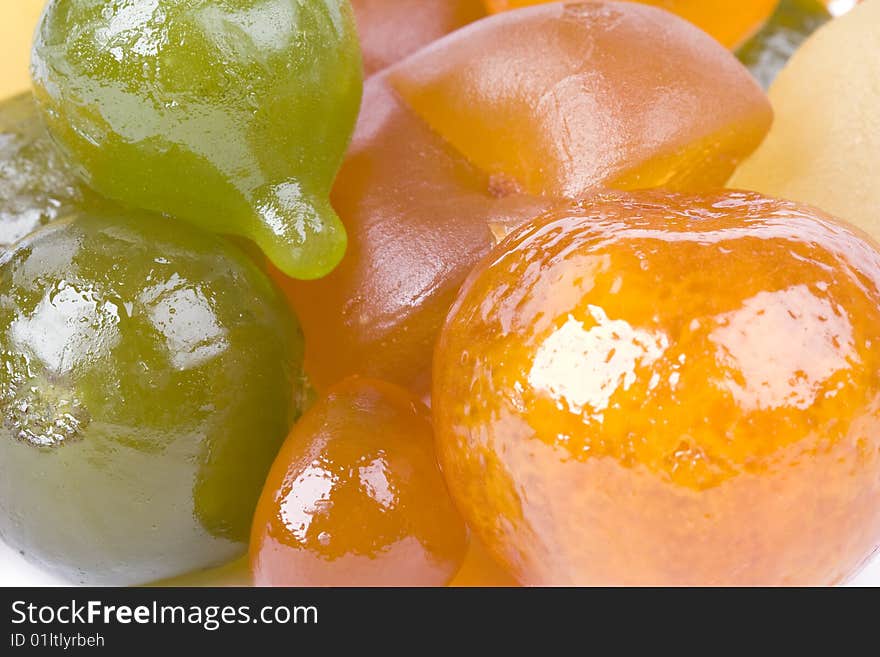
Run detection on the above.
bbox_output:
[251,377,467,586]
[31,0,362,279]
[433,191,880,585]
[391,3,771,197]
[0,209,305,585]
[280,2,771,394]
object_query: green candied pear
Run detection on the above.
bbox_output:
[0,93,101,249]
[0,209,306,585]
[31,0,363,280]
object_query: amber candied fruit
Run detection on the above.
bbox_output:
[391,2,772,198]
[433,190,880,585]
[251,377,467,586]
[280,2,771,395]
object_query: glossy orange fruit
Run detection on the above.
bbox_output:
[434,190,880,585]
[277,3,771,396]
[251,377,467,586]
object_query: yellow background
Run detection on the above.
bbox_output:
[1,1,46,99]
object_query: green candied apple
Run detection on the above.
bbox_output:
[0,93,98,249]
[0,209,306,585]
[31,0,363,280]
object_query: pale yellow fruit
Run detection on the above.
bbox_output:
[730,0,880,237]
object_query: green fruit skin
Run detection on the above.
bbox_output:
[0,92,271,274]
[31,0,363,280]
[0,93,101,249]
[0,209,306,585]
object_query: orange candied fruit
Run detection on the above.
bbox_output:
[433,190,880,586]
[484,0,779,49]
[251,377,467,586]
[278,3,771,395]
[390,3,771,199]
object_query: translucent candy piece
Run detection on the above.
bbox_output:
[352,0,485,75]
[483,0,779,48]
[31,0,362,279]
[730,0,880,240]
[251,377,467,586]
[434,190,880,585]
[390,2,772,199]
[276,78,551,392]
[279,3,771,394]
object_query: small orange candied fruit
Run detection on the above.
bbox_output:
[251,377,467,586]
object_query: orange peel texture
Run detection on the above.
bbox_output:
[433,190,880,586]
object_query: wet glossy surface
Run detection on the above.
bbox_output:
[251,377,467,586]
[31,0,362,279]
[0,210,305,585]
[0,93,102,249]
[352,0,485,75]
[484,0,779,48]
[280,3,771,394]
[276,78,551,393]
[730,0,880,244]
[433,191,880,585]
[392,3,771,199]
